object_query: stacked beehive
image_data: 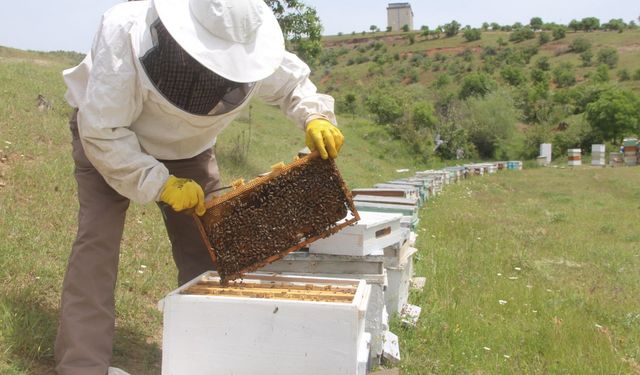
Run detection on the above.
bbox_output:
[591,144,606,166]
[568,149,582,166]
[158,153,526,373]
[623,138,638,166]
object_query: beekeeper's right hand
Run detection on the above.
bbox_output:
[160,175,206,216]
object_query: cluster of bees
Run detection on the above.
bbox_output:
[203,157,354,282]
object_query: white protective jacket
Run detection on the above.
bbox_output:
[63,1,336,204]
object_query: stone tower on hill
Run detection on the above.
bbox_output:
[387,3,414,32]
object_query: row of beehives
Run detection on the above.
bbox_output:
[260,161,521,370]
[157,160,522,375]
[538,141,640,167]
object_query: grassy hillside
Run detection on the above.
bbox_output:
[314,29,640,98]
[1,45,639,375]
[311,29,640,162]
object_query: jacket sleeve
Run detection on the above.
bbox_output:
[255,51,337,130]
[76,13,169,203]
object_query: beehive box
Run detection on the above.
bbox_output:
[195,152,359,282]
[308,211,404,256]
[259,252,386,365]
[351,188,416,200]
[354,201,418,230]
[385,246,418,315]
[159,272,371,375]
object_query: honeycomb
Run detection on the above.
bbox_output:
[182,279,357,303]
[195,152,359,283]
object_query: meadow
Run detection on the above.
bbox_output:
[1,46,639,374]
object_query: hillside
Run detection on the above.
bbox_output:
[1,41,640,374]
[310,29,640,161]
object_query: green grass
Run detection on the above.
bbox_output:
[395,166,640,374]
[2,47,640,374]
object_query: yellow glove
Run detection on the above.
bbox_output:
[159,175,206,216]
[305,119,344,159]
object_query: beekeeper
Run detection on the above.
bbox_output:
[55,0,343,374]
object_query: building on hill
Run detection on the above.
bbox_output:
[387,3,414,32]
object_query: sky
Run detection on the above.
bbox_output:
[0,0,637,53]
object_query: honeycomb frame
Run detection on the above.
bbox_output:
[194,151,360,281]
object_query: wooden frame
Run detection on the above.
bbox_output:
[193,151,360,280]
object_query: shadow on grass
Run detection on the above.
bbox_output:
[0,289,162,375]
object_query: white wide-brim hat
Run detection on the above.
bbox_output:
[153,0,285,83]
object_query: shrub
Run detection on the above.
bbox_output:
[552,26,567,40]
[412,102,438,130]
[580,50,593,67]
[538,32,551,45]
[402,24,410,32]
[530,68,550,85]
[501,66,527,86]
[434,73,452,88]
[553,63,577,87]
[592,64,610,83]
[463,28,482,42]
[618,69,631,81]
[597,47,619,68]
[570,38,591,53]
[509,27,535,42]
[536,56,551,71]
[443,20,461,37]
[459,72,497,99]
[633,69,640,81]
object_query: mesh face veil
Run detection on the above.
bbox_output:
[140,20,247,115]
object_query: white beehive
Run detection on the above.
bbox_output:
[385,246,417,315]
[591,144,606,166]
[309,212,404,256]
[568,149,582,166]
[259,252,387,365]
[159,272,371,375]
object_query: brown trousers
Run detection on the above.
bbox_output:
[54,110,220,375]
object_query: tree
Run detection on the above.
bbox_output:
[463,28,482,42]
[604,18,626,32]
[443,20,461,37]
[370,25,379,33]
[482,22,490,31]
[265,0,323,62]
[459,72,497,99]
[581,17,600,32]
[433,26,443,39]
[569,19,582,32]
[365,90,404,124]
[597,47,619,68]
[459,90,521,158]
[586,88,640,143]
[530,17,544,30]
[401,24,410,32]
[491,22,501,31]
[420,26,430,38]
